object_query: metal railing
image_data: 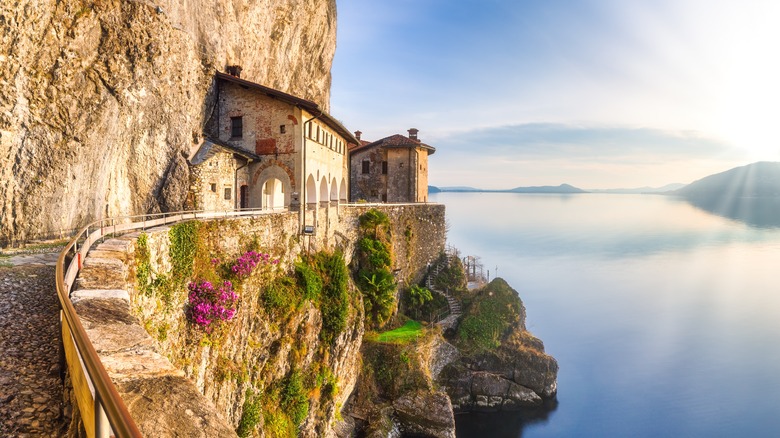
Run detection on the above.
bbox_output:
[55,208,272,437]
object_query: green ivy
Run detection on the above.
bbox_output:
[236,389,263,438]
[281,370,309,428]
[169,221,198,283]
[135,233,153,296]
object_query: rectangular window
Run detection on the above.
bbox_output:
[381,194,387,202]
[362,160,370,174]
[224,187,232,200]
[382,161,388,174]
[230,116,243,138]
[210,183,217,192]
[280,124,286,134]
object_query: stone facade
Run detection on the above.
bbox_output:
[349,129,434,203]
[187,73,357,231]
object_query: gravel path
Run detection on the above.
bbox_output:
[0,254,67,437]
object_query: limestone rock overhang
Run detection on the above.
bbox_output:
[214,71,359,146]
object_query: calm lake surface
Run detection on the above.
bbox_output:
[432,192,780,438]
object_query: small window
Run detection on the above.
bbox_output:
[280,124,286,134]
[362,160,370,174]
[210,183,217,192]
[381,194,387,202]
[231,116,243,138]
[224,187,232,200]
[382,161,388,174]
[399,162,404,168]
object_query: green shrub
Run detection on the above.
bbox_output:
[295,261,322,301]
[358,268,396,326]
[354,210,397,328]
[263,277,300,315]
[281,370,309,427]
[236,390,262,438]
[407,284,433,307]
[457,278,522,351]
[316,251,350,345]
[169,221,198,283]
[135,233,152,296]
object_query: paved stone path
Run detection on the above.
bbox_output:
[0,252,67,437]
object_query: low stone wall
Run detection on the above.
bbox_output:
[70,235,236,436]
[66,204,446,436]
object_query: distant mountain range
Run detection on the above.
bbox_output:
[430,162,780,199]
[669,162,780,228]
[429,184,587,194]
[672,161,780,199]
[589,183,686,194]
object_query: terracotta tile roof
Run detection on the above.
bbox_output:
[349,134,435,155]
[215,71,359,146]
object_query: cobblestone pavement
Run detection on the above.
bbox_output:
[0,253,67,437]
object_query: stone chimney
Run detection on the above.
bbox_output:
[355,130,362,141]
[408,128,419,140]
[226,65,242,78]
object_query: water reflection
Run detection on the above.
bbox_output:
[682,195,780,228]
[455,401,558,438]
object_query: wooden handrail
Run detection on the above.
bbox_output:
[55,208,271,437]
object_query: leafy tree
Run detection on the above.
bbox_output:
[408,284,433,307]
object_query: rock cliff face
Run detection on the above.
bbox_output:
[0,0,336,245]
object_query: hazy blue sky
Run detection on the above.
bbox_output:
[331,0,780,189]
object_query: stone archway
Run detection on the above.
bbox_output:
[306,174,317,208]
[319,178,328,207]
[261,178,285,210]
[251,164,293,209]
[330,177,339,203]
[340,177,348,202]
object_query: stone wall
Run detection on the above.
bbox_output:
[67,203,446,436]
[189,150,240,211]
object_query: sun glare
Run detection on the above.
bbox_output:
[707,2,780,161]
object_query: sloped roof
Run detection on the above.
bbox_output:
[189,136,261,165]
[215,72,359,145]
[350,134,436,155]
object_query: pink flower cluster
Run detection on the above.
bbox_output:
[187,280,238,330]
[230,250,279,278]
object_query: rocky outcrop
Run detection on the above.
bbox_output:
[441,335,558,413]
[438,279,558,414]
[0,0,337,245]
[393,391,455,438]
[346,331,458,438]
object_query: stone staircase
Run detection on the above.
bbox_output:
[426,254,462,330]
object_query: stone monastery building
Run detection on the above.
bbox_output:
[349,129,435,203]
[188,70,358,224]
[187,69,435,233]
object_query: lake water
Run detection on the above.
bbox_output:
[431,192,780,438]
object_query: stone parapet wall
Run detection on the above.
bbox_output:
[67,204,445,436]
[70,235,236,437]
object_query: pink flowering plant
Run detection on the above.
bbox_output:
[186,280,238,331]
[230,250,279,278]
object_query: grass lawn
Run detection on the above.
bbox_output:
[372,320,424,344]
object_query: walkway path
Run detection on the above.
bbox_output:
[0,252,67,437]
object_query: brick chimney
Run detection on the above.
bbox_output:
[355,130,362,141]
[408,128,419,140]
[226,65,242,78]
